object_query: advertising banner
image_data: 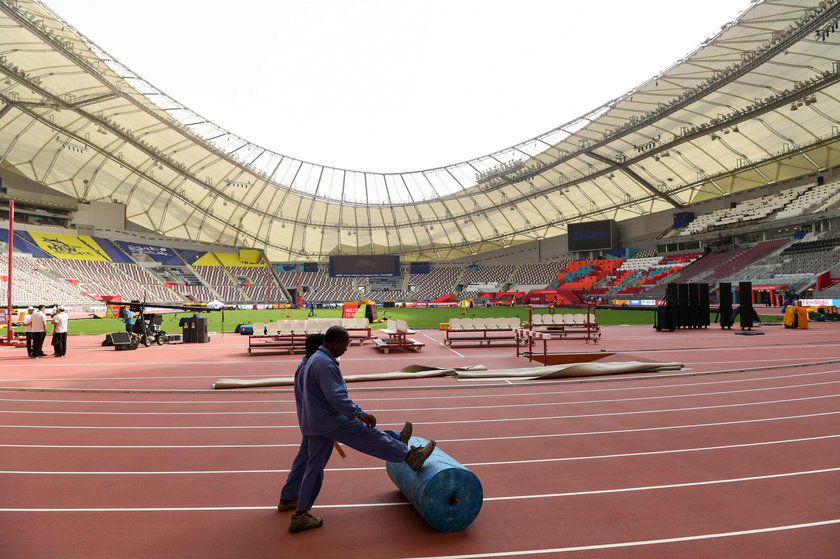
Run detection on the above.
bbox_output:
[342,302,361,319]
[29,232,110,261]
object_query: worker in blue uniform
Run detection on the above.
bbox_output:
[278,333,324,510]
[286,325,435,533]
[278,331,412,511]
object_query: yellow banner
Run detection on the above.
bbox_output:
[214,252,264,267]
[29,233,110,261]
[192,252,221,266]
[238,249,261,264]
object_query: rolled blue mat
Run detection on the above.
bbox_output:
[386,436,483,532]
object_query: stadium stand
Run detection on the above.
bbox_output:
[408,266,462,302]
[507,260,569,287]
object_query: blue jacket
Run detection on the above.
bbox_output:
[295,346,364,435]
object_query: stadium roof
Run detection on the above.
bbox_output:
[1,0,840,261]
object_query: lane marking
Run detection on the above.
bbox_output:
[1,468,837,508]
[397,519,840,558]
[2,368,840,405]
[5,358,840,394]
[2,379,838,415]
[0,410,295,415]
[2,434,837,473]
[0,443,299,449]
[462,433,840,467]
[442,411,840,442]
[1,399,839,430]
[0,430,840,452]
[480,467,840,501]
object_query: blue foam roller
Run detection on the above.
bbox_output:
[385,436,483,532]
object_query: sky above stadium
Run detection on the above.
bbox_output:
[44,0,749,173]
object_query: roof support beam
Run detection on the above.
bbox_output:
[583,150,684,208]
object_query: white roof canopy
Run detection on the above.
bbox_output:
[1,0,839,260]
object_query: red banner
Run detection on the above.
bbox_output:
[342,303,360,318]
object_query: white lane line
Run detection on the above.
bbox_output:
[1,468,838,510]
[463,433,840,467]
[2,434,836,473]
[409,394,840,425]
[1,426,838,451]
[3,379,838,415]
[2,368,840,405]
[443,345,465,357]
[365,368,840,400]
[0,443,299,449]
[0,410,295,415]
[481,467,840,501]
[4,354,840,383]
[414,330,466,361]
[2,396,839,429]
[425,334,466,357]
[397,519,840,558]
[5,358,840,395]
[441,411,840,442]
[0,397,298,404]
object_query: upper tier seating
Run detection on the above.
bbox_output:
[678,186,806,236]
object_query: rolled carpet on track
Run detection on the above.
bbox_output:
[212,361,683,388]
[386,436,483,533]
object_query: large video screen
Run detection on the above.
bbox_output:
[329,255,400,277]
[567,220,617,252]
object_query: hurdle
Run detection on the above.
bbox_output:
[514,327,552,363]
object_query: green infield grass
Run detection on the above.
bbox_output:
[17,306,783,337]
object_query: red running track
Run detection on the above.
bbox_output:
[1,322,839,558]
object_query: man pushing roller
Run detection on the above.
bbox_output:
[286,325,435,533]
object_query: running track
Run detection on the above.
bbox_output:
[1,322,838,558]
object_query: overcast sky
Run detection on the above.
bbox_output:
[44,0,749,173]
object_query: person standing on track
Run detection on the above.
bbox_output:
[51,306,69,357]
[278,332,325,511]
[22,306,35,357]
[122,306,134,334]
[29,304,48,358]
[286,325,435,533]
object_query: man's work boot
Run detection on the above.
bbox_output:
[289,512,323,533]
[405,440,436,472]
[277,499,297,512]
[399,422,413,444]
